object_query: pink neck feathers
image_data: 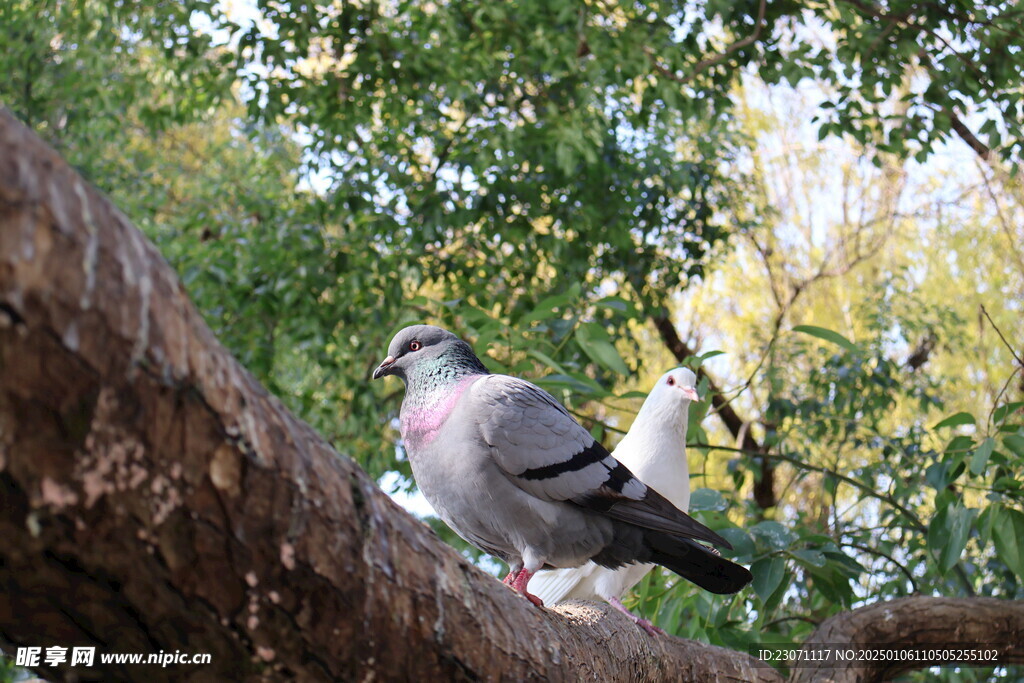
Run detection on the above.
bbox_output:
[401,376,478,447]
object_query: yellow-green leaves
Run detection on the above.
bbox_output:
[792,324,859,352]
[933,412,976,429]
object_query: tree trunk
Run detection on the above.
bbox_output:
[0,109,1020,682]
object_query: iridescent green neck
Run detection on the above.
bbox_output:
[405,340,489,401]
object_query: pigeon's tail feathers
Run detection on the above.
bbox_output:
[646,534,753,595]
[529,563,596,605]
[590,485,732,550]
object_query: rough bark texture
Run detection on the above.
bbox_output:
[792,597,1024,682]
[0,111,775,681]
[0,109,1021,682]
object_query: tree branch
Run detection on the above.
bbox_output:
[791,597,1024,682]
[946,107,993,161]
[646,0,767,86]
[981,303,1024,368]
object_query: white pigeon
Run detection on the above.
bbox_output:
[528,368,698,635]
[372,325,750,630]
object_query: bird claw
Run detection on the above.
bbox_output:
[502,581,544,606]
[523,591,544,607]
[608,596,665,636]
[634,618,666,637]
[505,568,544,606]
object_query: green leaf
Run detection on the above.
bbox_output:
[689,488,728,512]
[534,373,605,395]
[993,475,1023,492]
[594,295,631,313]
[821,549,866,579]
[977,506,998,546]
[792,324,858,352]
[750,521,798,551]
[790,548,827,568]
[806,566,851,606]
[945,435,975,458]
[992,506,1024,581]
[993,401,1024,424]
[933,412,976,429]
[616,390,649,400]
[969,437,995,475]
[1003,434,1024,458]
[521,290,574,325]
[575,322,629,375]
[717,528,755,558]
[698,350,726,362]
[526,349,569,376]
[750,556,786,602]
[928,504,974,574]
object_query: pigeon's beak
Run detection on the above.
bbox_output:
[372,355,396,380]
[680,386,700,401]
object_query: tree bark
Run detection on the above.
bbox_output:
[792,597,1024,682]
[0,109,1020,682]
[0,110,774,681]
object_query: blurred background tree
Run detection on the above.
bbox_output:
[2,0,1022,679]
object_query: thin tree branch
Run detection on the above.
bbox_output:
[841,542,919,594]
[696,444,926,533]
[975,158,1024,275]
[646,0,767,86]
[980,303,1023,367]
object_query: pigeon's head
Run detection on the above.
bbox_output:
[650,367,700,407]
[372,324,461,380]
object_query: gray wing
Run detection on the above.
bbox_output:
[470,374,731,548]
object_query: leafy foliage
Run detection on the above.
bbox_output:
[625,321,1023,681]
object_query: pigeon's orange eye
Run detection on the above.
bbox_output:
[667,376,675,386]
[409,340,422,351]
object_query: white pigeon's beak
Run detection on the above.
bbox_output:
[680,386,699,401]
[372,355,396,380]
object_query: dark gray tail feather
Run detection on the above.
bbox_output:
[589,485,733,549]
[647,533,753,594]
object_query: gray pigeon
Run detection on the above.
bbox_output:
[373,324,752,612]
[528,367,700,635]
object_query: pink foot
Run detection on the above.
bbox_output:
[608,596,665,636]
[502,568,520,586]
[510,568,544,607]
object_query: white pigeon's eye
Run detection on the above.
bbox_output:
[666,376,675,386]
[409,340,422,351]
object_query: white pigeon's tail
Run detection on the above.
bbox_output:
[528,564,599,605]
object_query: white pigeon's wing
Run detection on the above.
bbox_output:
[470,374,730,548]
[528,563,599,605]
